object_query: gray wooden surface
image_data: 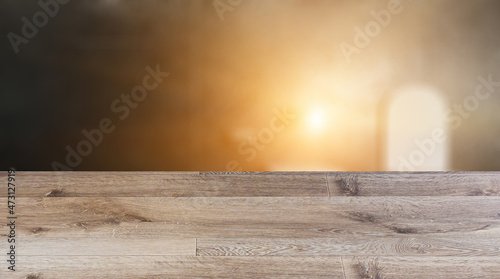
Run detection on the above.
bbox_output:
[1,171,500,278]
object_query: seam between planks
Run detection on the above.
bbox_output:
[325,173,331,197]
[340,256,347,279]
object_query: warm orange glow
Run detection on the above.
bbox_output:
[307,107,327,133]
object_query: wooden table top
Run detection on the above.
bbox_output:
[2,171,500,278]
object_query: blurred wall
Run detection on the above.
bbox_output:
[1,0,500,171]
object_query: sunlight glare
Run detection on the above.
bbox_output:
[307,107,326,132]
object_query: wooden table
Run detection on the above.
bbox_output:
[2,171,500,278]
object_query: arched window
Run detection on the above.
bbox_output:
[381,86,450,171]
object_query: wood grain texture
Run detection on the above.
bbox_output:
[1,171,500,278]
[0,256,345,279]
[16,238,196,256]
[342,256,500,279]
[2,171,499,198]
[197,237,500,256]
[12,197,500,238]
[3,171,328,197]
[328,172,500,196]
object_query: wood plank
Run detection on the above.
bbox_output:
[1,171,500,278]
[0,256,345,279]
[3,171,328,197]
[3,171,499,197]
[10,197,500,238]
[342,256,500,279]
[16,238,195,256]
[197,237,500,256]
[328,172,500,196]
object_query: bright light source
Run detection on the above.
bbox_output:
[307,107,326,132]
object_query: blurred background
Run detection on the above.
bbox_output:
[1,0,500,171]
